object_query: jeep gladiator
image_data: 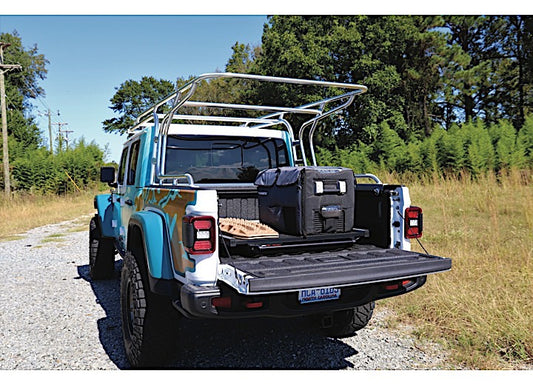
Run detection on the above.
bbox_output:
[90,73,451,367]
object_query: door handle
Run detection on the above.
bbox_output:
[125,199,133,206]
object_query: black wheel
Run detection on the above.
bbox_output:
[120,249,180,368]
[89,215,115,280]
[322,302,375,338]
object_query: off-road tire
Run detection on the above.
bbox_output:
[89,216,115,280]
[120,250,180,368]
[323,301,375,338]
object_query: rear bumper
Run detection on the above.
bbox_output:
[173,275,427,319]
[167,244,451,319]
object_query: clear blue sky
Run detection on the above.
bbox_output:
[0,15,267,163]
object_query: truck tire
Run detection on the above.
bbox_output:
[120,249,180,368]
[89,216,115,280]
[322,301,375,338]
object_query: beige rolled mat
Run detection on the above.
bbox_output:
[219,218,279,239]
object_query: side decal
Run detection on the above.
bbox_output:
[135,188,197,276]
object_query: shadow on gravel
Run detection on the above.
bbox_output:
[170,317,358,369]
[78,261,358,369]
[77,260,129,369]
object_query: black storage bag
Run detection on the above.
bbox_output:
[255,166,355,236]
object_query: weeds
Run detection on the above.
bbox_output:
[0,191,96,239]
[384,169,533,369]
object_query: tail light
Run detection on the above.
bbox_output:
[405,206,423,239]
[182,215,216,254]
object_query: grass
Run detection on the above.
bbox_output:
[40,233,67,243]
[381,169,533,369]
[0,190,96,241]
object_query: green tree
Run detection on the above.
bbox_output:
[0,31,48,153]
[516,114,533,167]
[491,16,533,128]
[419,133,440,174]
[251,16,448,148]
[440,17,492,123]
[11,139,104,194]
[462,119,494,175]
[436,16,532,128]
[226,42,258,73]
[489,119,518,171]
[103,76,175,134]
[434,123,465,173]
[371,121,406,171]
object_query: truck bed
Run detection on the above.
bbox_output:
[221,244,451,293]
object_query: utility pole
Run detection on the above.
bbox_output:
[46,109,53,153]
[53,121,70,152]
[0,42,22,199]
[63,126,73,150]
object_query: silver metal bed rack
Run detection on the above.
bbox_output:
[127,72,367,183]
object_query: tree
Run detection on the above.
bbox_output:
[103,42,261,135]
[516,114,533,167]
[250,16,448,148]
[11,138,104,194]
[0,31,48,193]
[488,119,521,171]
[461,119,494,175]
[103,76,175,134]
[493,16,533,128]
[226,42,258,73]
[0,31,48,152]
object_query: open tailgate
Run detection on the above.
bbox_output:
[226,244,451,293]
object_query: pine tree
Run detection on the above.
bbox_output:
[463,119,494,175]
[435,123,465,173]
[516,115,533,167]
[489,119,518,170]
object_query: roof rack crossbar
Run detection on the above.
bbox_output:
[183,101,322,115]
[163,114,284,125]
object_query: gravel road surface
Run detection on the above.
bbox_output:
[0,215,451,370]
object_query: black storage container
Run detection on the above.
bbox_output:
[254,166,355,236]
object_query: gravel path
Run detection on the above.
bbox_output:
[0,215,452,370]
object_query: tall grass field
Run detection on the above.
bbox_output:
[383,170,532,369]
[0,191,95,240]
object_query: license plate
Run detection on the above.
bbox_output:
[298,287,341,304]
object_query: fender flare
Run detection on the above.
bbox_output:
[128,211,174,280]
[94,194,115,238]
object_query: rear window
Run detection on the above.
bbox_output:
[165,135,289,183]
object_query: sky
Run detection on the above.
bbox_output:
[0,14,267,163]
[1,2,530,164]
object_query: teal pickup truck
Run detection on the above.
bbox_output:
[90,73,451,367]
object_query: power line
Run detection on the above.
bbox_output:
[20,77,56,119]
[16,77,66,152]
